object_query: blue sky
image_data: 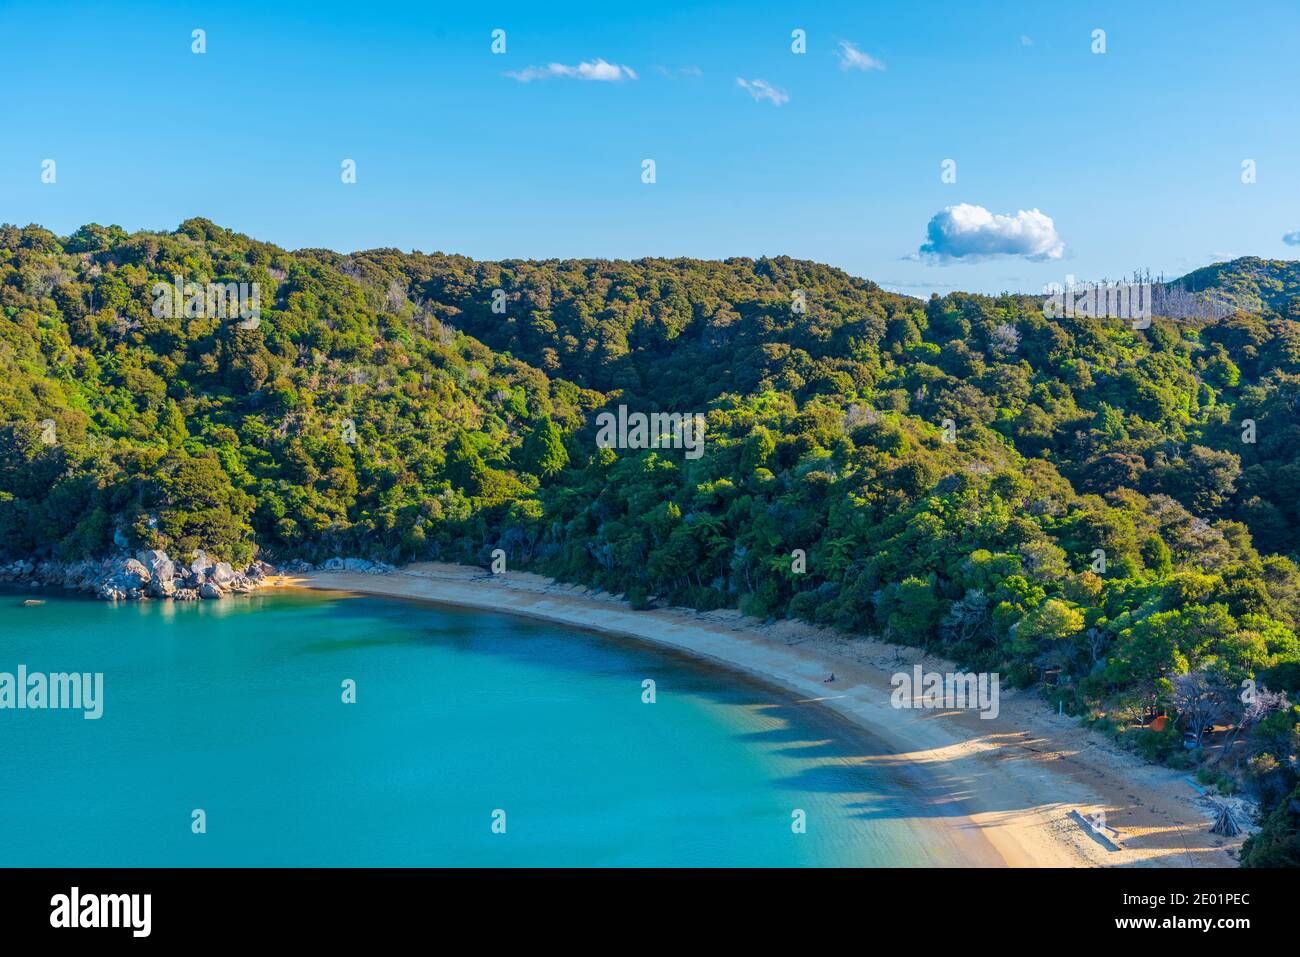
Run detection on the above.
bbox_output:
[1,0,1297,296]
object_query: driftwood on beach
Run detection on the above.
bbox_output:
[1210,802,1242,837]
[1070,808,1124,851]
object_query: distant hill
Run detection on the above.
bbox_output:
[1166,257,1300,319]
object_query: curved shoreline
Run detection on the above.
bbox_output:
[281,563,1243,868]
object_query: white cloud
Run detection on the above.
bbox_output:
[836,40,886,72]
[1020,35,1034,46]
[919,204,1065,262]
[736,77,789,106]
[657,65,702,78]
[506,59,637,83]
[1283,230,1300,246]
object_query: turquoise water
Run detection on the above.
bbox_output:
[0,588,988,866]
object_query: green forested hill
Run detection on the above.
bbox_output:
[3,219,1299,864]
[1171,257,1300,320]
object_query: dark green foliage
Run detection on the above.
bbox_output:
[521,417,569,478]
[1242,783,1300,867]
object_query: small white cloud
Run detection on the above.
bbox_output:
[736,77,789,106]
[836,40,886,72]
[1020,35,1034,46]
[506,59,637,83]
[655,65,703,78]
[919,203,1065,263]
[1283,230,1300,246]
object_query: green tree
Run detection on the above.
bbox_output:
[522,418,569,478]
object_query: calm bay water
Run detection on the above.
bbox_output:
[0,588,985,866]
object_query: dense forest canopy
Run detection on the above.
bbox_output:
[3,218,1299,865]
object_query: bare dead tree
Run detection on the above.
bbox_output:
[1223,686,1289,757]
[1084,626,1108,666]
[1171,670,1231,748]
[989,322,1021,355]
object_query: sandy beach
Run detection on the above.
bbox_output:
[281,563,1247,868]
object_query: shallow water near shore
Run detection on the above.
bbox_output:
[0,587,996,866]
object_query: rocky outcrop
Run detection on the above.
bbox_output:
[279,557,395,575]
[0,558,35,580]
[326,557,397,575]
[97,558,150,601]
[140,549,175,583]
[0,550,279,602]
[2,550,394,599]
